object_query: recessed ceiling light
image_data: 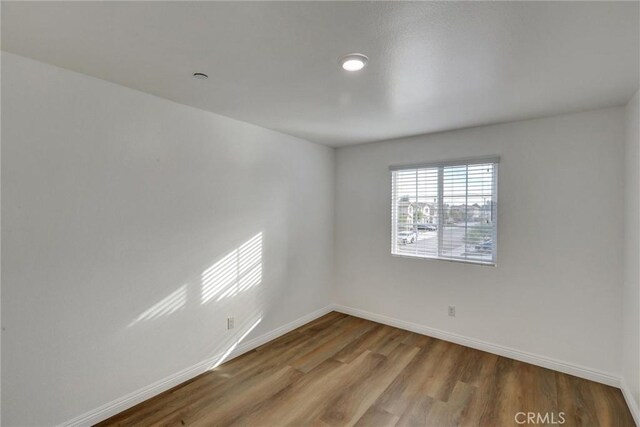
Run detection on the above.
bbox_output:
[193,72,209,80]
[339,53,368,72]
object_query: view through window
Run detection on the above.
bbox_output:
[391,159,498,265]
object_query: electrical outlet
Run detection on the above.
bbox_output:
[448,306,456,317]
[227,317,234,329]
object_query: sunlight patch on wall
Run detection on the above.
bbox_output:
[128,285,187,327]
[208,316,262,370]
[201,233,262,304]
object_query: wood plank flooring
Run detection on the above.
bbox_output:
[98,312,635,427]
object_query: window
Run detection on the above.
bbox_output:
[391,157,498,265]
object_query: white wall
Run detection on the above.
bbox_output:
[1,52,335,426]
[623,90,640,414]
[334,108,625,377]
[1,49,635,426]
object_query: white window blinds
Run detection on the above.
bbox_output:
[391,158,498,265]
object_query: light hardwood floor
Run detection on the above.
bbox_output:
[98,312,635,427]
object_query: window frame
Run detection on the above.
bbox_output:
[390,157,499,266]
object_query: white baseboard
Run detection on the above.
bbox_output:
[60,304,334,427]
[332,304,621,388]
[621,378,640,426]
[61,303,630,426]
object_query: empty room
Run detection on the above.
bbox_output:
[2,1,640,426]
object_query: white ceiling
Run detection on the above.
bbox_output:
[2,1,639,147]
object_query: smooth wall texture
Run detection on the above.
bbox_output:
[334,108,625,376]
[1,53,334,426]
[623,90,640,411]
